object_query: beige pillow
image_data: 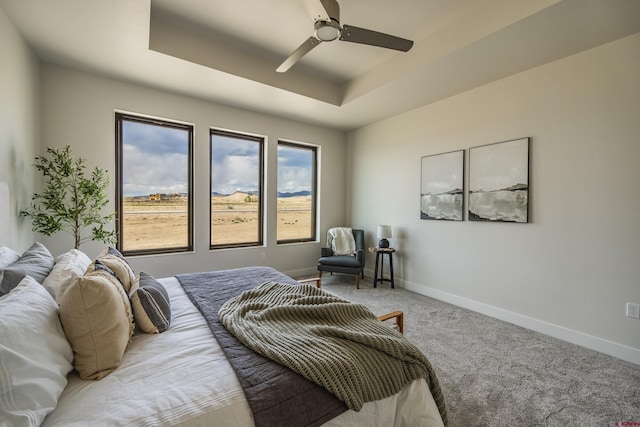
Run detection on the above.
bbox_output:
[59,269,134,380]
[95,246,135,292]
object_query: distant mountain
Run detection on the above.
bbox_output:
[212,190,259,196]
[277,191,311,198]
[209,190,310,197]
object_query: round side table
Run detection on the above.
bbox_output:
[371,247,395,288]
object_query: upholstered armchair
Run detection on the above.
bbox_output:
[317,228,365,289]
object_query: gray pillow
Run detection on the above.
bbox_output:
[0,242,54,296]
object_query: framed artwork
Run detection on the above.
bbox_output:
[468,137,530,223]
[420,150,464,221]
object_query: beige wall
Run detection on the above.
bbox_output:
[5,3,638,363]
[348,33,640,363]
[39,64,347,278]
[0,9,39,250]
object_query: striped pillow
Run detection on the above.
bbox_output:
[130,272,171,334]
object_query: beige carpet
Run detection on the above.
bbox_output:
[299,273,640,426]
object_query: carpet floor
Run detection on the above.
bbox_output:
[301,273,640,426]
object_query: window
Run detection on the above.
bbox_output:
[115,113,193,255]
[210,129,264,248]
[277,141,317,243]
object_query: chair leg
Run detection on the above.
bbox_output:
[298,277,322,288]
[355,274,360,289]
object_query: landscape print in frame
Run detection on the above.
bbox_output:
[420,150,464,221]
[468,137,530,223]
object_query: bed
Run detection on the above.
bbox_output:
[0,242,446,427]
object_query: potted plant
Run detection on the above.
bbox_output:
[22,145,116,249]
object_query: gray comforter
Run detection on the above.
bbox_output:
[176,267,348,427]
[177,267,447,426]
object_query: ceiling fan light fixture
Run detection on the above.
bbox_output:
[277,0,414,73]
[314,20,340,41]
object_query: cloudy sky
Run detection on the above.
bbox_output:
[122,120,189,197]
[122,120,313,197]
[210,133,259,195]
[277,144,313,194]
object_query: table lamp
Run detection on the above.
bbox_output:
[377,225,392,248]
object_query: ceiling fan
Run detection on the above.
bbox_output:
[276,0,414,73]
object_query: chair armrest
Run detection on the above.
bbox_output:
[378,310,404,334]
[321,247,333,257]
[298,277,322,288]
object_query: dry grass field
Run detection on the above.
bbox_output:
[121,193,311,251]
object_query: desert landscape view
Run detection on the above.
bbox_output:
[121,192,312,251]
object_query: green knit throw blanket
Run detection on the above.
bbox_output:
[219,282,447,423]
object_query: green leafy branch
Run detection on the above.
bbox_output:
[21,145,116,249]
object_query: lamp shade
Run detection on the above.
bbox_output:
[377,225,392,239]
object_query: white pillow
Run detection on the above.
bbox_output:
[42,249,92,303]
[0,276,74,426]
[0,246,20,269]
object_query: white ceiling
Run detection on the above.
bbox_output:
[2,0,640,130]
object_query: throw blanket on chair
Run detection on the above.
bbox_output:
[219,281,447,423]
[328,227,356,255]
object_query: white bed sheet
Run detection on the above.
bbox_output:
[43,277,444,427]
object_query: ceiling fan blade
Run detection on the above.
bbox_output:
[340,24,413,52]
[304,0,331,22]
[276,37,321,73]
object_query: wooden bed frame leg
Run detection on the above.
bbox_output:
[377,310,404,334]
[297,278,403,334]
[298,277,322,288]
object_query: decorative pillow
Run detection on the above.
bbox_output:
[0,242,54,296]
[42,248,92,303]
[0,246,20,269]
[130,272,171,334]
[0,276,74,425]
[59,269,134,380]
[95,246,135,292]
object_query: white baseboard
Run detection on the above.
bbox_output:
[400,278,640,366]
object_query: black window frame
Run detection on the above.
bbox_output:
[115,112,194,256]
[210,128,265,250]
[276,140,318,244]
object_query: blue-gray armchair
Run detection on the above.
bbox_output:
[317,229,365,289]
